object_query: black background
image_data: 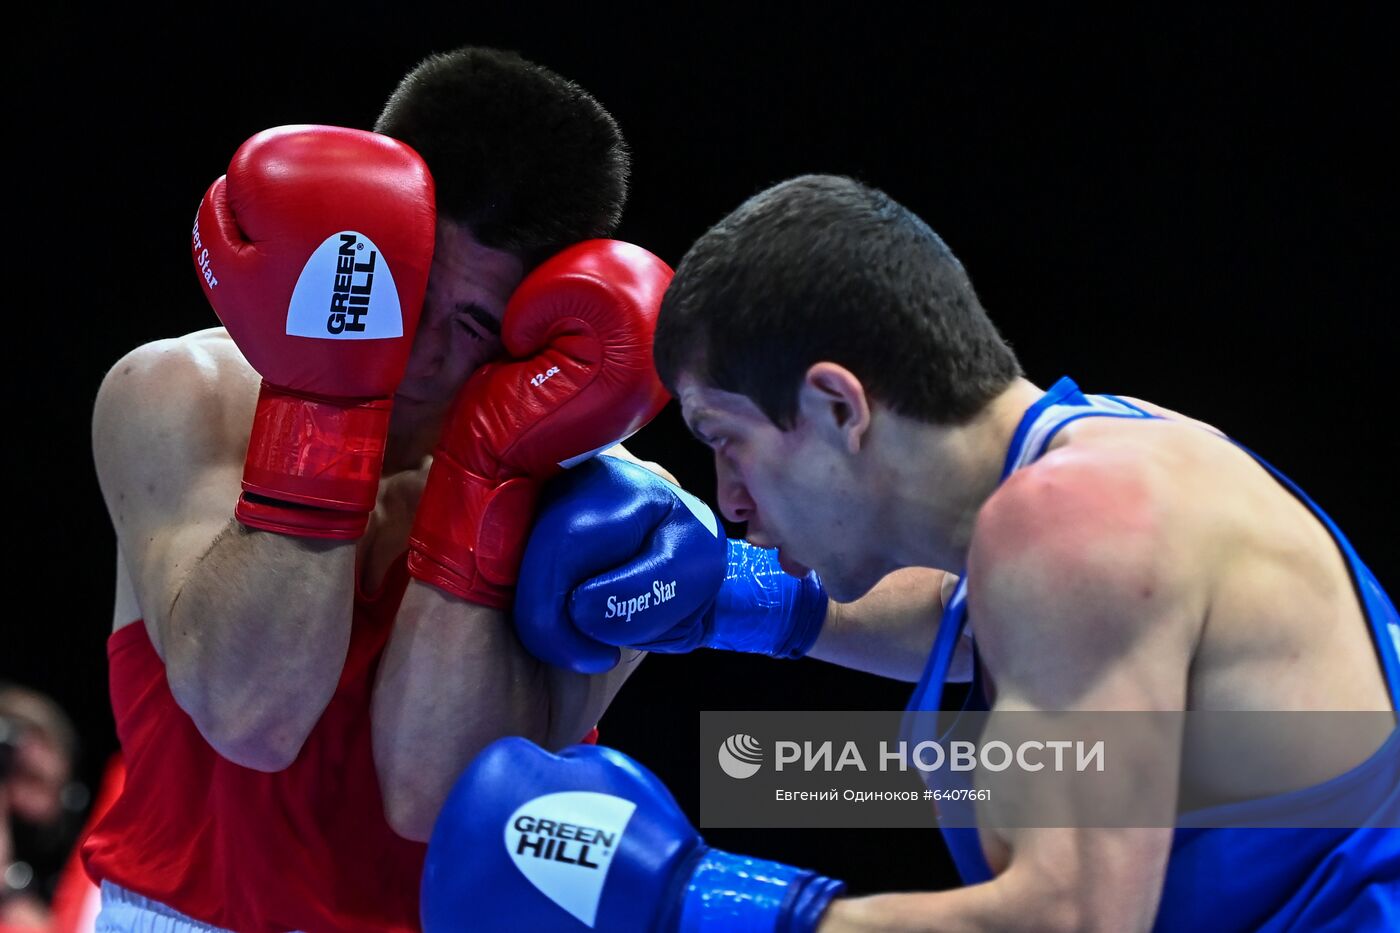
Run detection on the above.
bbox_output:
[8,3,1396,898]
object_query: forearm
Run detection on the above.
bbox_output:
[821,887,1064,933]
[819,857,1096,933]
[809,567,949,681]
[539,648,644,749]
[371,580,553,840]
[372,581,646,840]
[163,520,356,770]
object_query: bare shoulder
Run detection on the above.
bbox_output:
[95,328,251,421]
[93,328,256,484]
[92,327,257,548]
[968,448,1203,707]
[971,449,1179,617]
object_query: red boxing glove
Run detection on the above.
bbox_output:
[193,125,436,538]
[408,240,672,606]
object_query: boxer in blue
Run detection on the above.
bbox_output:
[423,175,1398,931]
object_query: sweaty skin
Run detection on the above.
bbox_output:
[676,368,1391,932]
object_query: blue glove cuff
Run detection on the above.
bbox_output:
[705,540,828,659]
[676,847,844,933]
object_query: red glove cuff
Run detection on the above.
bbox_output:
[239,381,392,537]
[407,450,540,607]
[235,493,369,539]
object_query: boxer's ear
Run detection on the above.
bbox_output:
[798,362,870,453]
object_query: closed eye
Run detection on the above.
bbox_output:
[697,431,730,454]
[688,424,718,448]
[455,303,502,341]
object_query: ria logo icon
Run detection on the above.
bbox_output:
[718,734,763,779]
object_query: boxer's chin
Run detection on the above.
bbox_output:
[777,549,811,579]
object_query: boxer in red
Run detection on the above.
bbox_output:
[83,47,670,933]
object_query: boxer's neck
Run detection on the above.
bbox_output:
[384,401,449,474]
[871,378,1043,573]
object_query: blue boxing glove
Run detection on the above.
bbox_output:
[515,456,829,674]
[422,737,844,932]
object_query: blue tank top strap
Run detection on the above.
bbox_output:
[1000,377,1156,479]
[907,577,969,716]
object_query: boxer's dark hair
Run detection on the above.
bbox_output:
[375,47,629,261]
[655,174,1021,427]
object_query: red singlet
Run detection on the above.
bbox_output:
[82,556,425,933]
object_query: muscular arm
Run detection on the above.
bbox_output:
[93,334,358,772]
[811,568,968,682]
[371,586,641,840]
[370,443,654,841]
[820,456,1202,932]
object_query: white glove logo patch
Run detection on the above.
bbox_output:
[505,791,637,928]
[287,231,404,340]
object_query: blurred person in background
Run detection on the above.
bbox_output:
[1,685,86,932]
